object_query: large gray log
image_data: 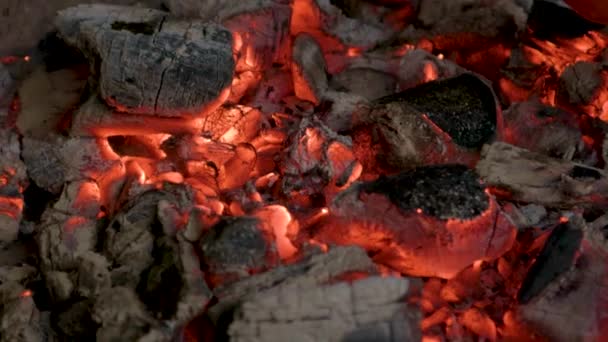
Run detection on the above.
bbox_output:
[476,142,608,208]
[229,276,422,342]
[54,4,235,117]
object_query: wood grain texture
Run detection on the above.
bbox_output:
[55,4,235,117]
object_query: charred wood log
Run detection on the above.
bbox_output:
[558,61,608,121]
[55,4,235,117]
[476,142,608,207]
[228,276,422,342]
[292,33,329,105]
[314,164,517,279]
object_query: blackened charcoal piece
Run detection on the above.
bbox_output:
[518,221,583,304]
[527,1,604,39]
[377,73,497,149]
[364,164,489,220]
[200,217,278,286]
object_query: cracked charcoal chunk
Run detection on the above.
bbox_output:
[200,217,278,284]
[518,221,583,304]
[376,73,497,148]
[364,164,489,220]
[55,4,234,117]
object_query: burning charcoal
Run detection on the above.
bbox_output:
[329,67,397,101]
[37,213,98,272]
[518,219,583,304]
[71,95,203,137]
[104,185,193,287]
[558,61,608,120]
[397,49,466,91]
[501,101,588,160]
[281,118,362,202]
[218,143,257,190]
[292,33,329,105]
[228,276,421,342]
[55,4,234,117]
[353,73,499,172]
[314,164,517,278]
[53,181,101,219]
[502,203,548,230]
[518,216,608,342]
[200,216,279,287]
[477,142,608,207]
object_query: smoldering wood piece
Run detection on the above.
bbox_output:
[200,216,279,287]
[37,210,99,272]
[352,73,498,172]
[501,101,586,160]
[315,164,516,279]
[55,4,235,117]
[209,246,377,320]
[518,216,608,342]
[405,0,528,50]
[292,33,329,105]
[71,95,202,137]
[200,105,263,144]
[0,129,26,243]
[53,181,101,219]
[476,142,608,207]
[558,61,608,119]
[21,136,122,194]
[330,67,396,101]
[0,281,46,342]
[228,276,422,342]
[320,90,369,133]
[164,0,287,22]
[397,49,467,91]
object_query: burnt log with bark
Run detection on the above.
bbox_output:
[314,164,516,279]
[476,142,608,207]
[54,4,235,117]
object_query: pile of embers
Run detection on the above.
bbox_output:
[1,0,608,341]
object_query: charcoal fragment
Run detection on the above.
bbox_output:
[364,164,489,220]
[518,221,583,304]
[200,217,278,286]
[376,73,497,148]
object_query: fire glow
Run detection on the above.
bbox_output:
[3,0,608,341]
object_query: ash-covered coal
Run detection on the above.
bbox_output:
[376,73,497,148]
[200,216,278,286]
[364,164,489,220]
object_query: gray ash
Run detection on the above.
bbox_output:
[376,73,497,148]
[364,164,489,220]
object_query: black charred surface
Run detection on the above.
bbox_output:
[364,164,489,220]
[111,21,158,35]
[527,1,604,40]
[137,237,183,320]
[517,222,583,304]
[200,217,271,273]
[569,165,602,180]
[375,74,497,148]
